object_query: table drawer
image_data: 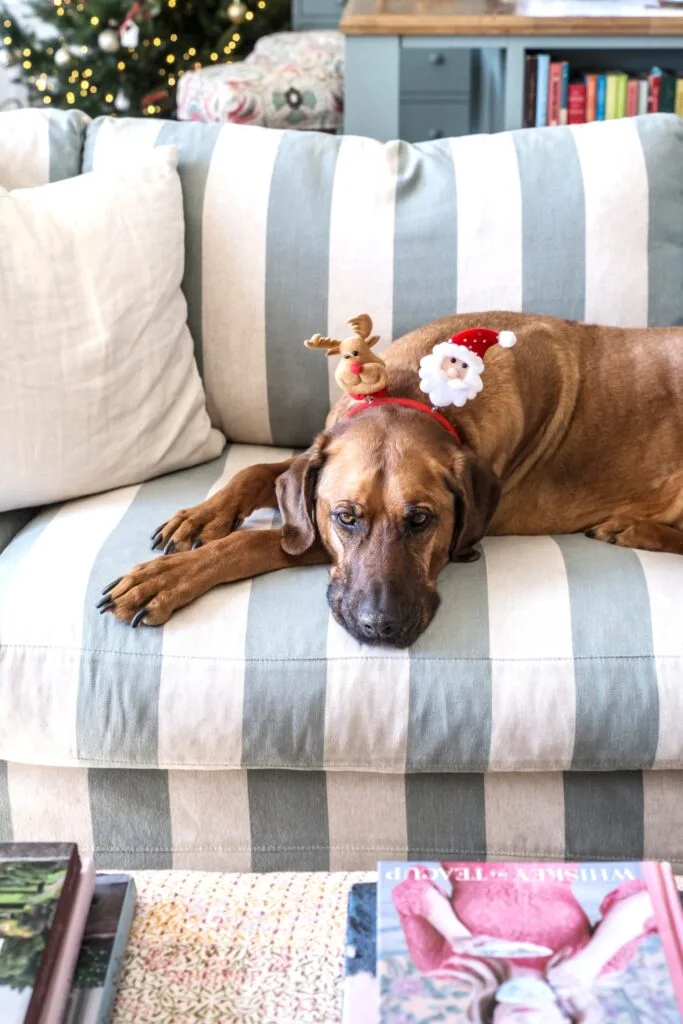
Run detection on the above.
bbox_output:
[401,46,471,96]
[399,99,470,143]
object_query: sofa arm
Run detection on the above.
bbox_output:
[0,509,36,556]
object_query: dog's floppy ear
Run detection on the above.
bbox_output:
[276,433,329,556]
[447,447,501,562]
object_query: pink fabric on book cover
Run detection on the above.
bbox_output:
[392,863,655,976]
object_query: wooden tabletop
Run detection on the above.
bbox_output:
[340,0,683,36]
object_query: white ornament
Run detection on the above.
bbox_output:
[97,28,120,53]
[228,0,248,22]
[119,22,140,48]
[54,44,72,67]
[114,87,131,112]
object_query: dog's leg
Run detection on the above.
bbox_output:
[151,459,295,553]
[585,518,683,554]
[98,528,329,626]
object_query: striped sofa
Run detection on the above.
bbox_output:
[1,108,683,872]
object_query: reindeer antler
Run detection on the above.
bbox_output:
[347,314,373,340]
[304,333,342,355]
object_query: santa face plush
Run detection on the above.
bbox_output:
[418,341,485,408]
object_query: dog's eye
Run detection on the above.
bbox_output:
[450,357,457,364]
[336,511,357,528]
[407,510,431,532]
[462,362,468,369]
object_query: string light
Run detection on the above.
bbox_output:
[188,47,196,56]
[56,7,65,15]
[245,10,254,18]
[166,53,174,63]
[90,16,99,25]
[3,19,11,27]
[210,51,218,61]
[22,47,31,56]
[117,60,126,70]
[170,33,178,41]
[232,32,240,41]
[43,95,51,103]
[105,92,114,102]
[2,36,11,45]
[83,67,92,77]
[66,91,75,103]
[168,75,176,85]
[153,36,161,45]
[22,59,31,68]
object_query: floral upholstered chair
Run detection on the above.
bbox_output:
[176,30,343,131]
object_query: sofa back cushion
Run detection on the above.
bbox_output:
[84,113,683,448]
[0,146,224,512]
[0,108,90,189]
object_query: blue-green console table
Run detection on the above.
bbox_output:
[340,0,683,142]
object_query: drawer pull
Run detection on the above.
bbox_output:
[429,52,445,66]
[427,128,444,140]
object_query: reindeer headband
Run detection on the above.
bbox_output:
[303,314,517,439]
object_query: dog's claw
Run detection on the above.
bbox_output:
[163,540,176,556]
[96,595,114,609]
[151,521,168,541]
[98,601,114,615]
[101,576,123,595]
[131,608,148,629]
[192,539,203,549]
[608,535,617,544]
[585,529,596,539]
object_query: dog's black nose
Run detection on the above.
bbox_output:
[357,603,402,641]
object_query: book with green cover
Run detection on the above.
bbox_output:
[605,73,619,118]
[0,843,81,1024]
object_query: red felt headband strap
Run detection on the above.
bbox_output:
[342,396,461,443]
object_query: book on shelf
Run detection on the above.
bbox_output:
[0,845,134,1024]
[342,860,683,1024]
[523,57,683,127]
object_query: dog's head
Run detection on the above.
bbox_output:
[275,405,500,647]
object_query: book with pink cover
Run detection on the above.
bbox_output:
[378,860,683,1023]
[38,858,95,1024]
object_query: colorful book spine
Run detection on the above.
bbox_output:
[626,78,639,117]
[547,61,563,126]
[378,861,683,1024]
[638,76,649,115]
[559,61,570,124]
[523,54,538,128]
[605,72,618,118]
[660,70,676,112]
[567,81,586,124]
[585,73,597,121]
[596,74,607,120]
[534,53,550,127]
[615,72,628,117]
[676,77,683,117]
[649,68,663,112]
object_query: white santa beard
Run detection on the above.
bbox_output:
[419,365,483,408]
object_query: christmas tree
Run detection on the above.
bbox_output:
[0,0,290,117]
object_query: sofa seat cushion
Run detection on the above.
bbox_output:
[1,446,682,774]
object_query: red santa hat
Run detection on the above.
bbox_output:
[448,327,517,360]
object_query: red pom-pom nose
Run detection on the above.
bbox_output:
[350,361,362,375]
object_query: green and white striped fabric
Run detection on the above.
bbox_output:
[84,112,683,448]
[1,762,683,872]
[1,446,681,778]
[0,108,90,189]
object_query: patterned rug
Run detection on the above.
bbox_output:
[111,870,374,1024]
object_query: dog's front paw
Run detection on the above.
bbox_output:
[96,554,192,626]
[150,503,240,554]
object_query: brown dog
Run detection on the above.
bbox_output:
[98,312,683,647]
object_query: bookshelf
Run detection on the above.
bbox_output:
[340,0,683,140]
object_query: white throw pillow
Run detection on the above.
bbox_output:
[0,146,225,511]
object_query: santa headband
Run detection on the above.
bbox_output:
[304,314,518,439]
[445,327,517,361]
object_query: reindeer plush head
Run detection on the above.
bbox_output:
[304,314,388,397]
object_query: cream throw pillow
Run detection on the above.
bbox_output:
[0,146,224,512]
